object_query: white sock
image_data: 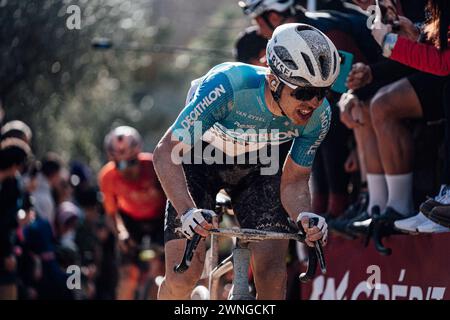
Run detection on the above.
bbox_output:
[367,174,388,214]
[385,173,414,216]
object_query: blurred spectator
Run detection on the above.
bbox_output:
[0,100,4,126]
[233,26,267,66]
[57,201,81,252]
[32,153,63,225]
[70,160,94,204]
[22,196,74,300]
[0,138,31,299]
[23,161,39,194]
[15,193,40,300]
[1,120,32,145]
[76,188,118,300]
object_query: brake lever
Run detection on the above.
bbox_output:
[298,217,327,282]
[173,211,213,273]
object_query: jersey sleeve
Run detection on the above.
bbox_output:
[98,168,118,216]
[289,100,332,167]
[170,71,234,146]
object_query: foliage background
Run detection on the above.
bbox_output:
[0,0,249,171]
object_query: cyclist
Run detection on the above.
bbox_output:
[154,23,338,300]
[233,25,267,67]
[98,126,166,299]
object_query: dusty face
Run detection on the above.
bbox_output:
[278,86,324,126]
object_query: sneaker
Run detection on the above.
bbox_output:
[330,192,368,238]
[376,206,410,223]
[346,210,371,235]
[419,185,450,216]
[429,206,450,228]
[416,219,450,233]
[394,212,428,233]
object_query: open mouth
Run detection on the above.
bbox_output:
[296,108,313,120]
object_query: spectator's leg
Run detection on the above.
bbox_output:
[443,81,450,186]
[370,78,422,216]
[320,105,351,217]
[311,148,329,215]
[354,103,388,213]
[116,264,140,300]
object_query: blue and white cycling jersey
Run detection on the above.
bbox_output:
[170,62,331,167]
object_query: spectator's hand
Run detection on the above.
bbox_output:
[338,92,362,129]
[346,63,372,90]
[371,21,392,46]
[344,149,359,173]
[397,16,420,41]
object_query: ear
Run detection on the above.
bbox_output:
[267,73,280,91]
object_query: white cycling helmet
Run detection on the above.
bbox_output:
[266,23,340,88]
[238,0,295,18]
[104,126,142,162]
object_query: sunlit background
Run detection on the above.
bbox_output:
[0,0,250,170]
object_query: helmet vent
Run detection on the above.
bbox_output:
[273,45,298,70]
[318,55,330,80]
[332,51,337,74]
[295,25,314,33]
[290,76,311,87]
[301,52,315,77]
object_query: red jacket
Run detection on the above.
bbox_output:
[390,35,450,76]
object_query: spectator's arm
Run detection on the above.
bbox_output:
[389,36,450,76]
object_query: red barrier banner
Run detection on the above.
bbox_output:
[300,233,450,300]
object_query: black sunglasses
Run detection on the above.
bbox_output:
[115,158,139,171]
[291,87,330,102]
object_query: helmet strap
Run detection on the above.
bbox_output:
[270,81,287,117]
[261,12,276,32]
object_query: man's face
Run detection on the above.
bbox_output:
[254,12,284,39]
[116,159,140,180]
[279,85,325,126]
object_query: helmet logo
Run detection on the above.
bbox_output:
[269,52,293,78]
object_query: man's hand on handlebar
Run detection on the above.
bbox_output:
[180,208,218,239]
[296,212,328,247]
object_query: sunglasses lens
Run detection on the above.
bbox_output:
[292,88,329,101]
[116,159,138,170]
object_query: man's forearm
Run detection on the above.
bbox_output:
[153,137,196,217]
[280,178,311,222]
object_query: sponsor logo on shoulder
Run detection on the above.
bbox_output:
[181,84,226,129]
